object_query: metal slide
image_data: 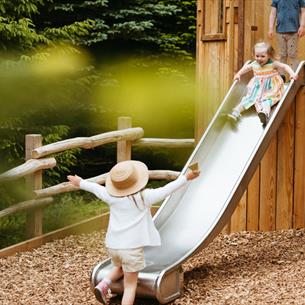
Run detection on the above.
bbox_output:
[91,62,305,304]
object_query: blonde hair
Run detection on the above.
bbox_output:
[254,42,275,58]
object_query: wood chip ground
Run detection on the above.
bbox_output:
[1,229,305,305]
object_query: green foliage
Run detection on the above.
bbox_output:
[42,194,108,232]
[0,194,109,248]
[35,0,196,62]
[0,0,94,53]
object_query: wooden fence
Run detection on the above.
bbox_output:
[0,116,194,239]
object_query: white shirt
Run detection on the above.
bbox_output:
[79,176,187,249]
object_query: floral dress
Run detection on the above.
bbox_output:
[238,59,284,117]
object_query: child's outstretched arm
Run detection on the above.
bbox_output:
[143,169,200,207]
[234,62,252,82]
[273,61,298,80]
[67,175,110,202]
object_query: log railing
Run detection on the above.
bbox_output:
[0,116,194,239]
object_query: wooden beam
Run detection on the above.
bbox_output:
[134,138,195,148]
[32,128,144,159]
[0,158,56,182]
[0,197,53,218]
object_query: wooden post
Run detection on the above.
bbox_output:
[276,103,295,230]
[117,117,132,162]
[294,87,305,228]
[259,137,277,231]
[246,168,260,231]
[25,134,43,238]
[230,191,247,232]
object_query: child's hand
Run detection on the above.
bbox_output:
[233,73,241,82]
[290,73,298,81]
[186,169,200,181]
[67,175,82,187]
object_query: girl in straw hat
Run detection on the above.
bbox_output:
[67,160,200,305]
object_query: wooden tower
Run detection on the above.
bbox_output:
[196,0,305,232]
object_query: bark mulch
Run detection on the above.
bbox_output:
[1,229,305,305]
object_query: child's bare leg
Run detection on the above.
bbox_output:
[94,267,124,304]
[121,271,139,305]
[105,266,124,282]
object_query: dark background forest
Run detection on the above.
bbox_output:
[0,0,196,247]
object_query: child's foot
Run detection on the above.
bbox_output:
[258,112,268,126]
[227,110,240,122]
[94,281,110,304]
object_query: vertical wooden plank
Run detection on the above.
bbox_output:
[294,87,305,228]
[276,103,295,229]
[259,136,277,231]
[227,0,235,83]
[230,191,247,232]
[117,117,132,162]
[254,0,264,42]
[25,134,43,238]
[195,0,204,142]
[243,0,255,61]
[237,0,245,70]
[247,167,260,231]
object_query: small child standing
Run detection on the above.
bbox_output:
[67,160,200,305]
[268,0,305,71]
[228,42,297,125]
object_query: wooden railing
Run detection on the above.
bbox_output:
[0,116,195,239]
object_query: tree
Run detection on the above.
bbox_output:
[35,0,196,62]
[0,0,94,54]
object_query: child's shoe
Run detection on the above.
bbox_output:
[227,110,241,122]
[94,280,111,304]
[258,112,268,126]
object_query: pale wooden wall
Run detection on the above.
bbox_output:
[196,0,305,233]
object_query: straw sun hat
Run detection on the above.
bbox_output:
[106,160,149,197]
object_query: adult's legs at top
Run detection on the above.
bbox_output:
[277,33,288,64]
[286,33,299,71]
[277,33,299,71]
